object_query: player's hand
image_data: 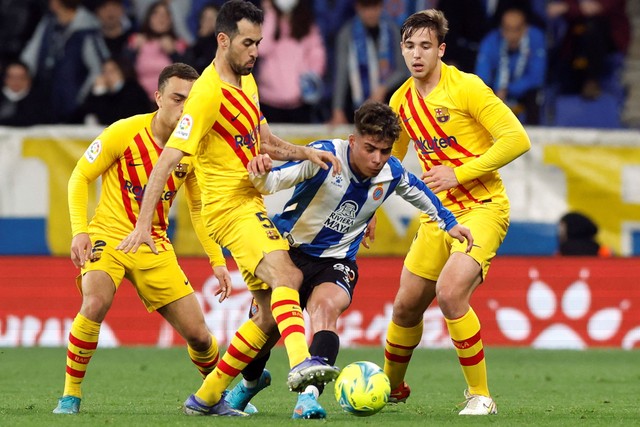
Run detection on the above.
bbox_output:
[70,233,93,268]
[422,165,459,193]
[116,225,157,254]
[305,146,342,175]
[213,265,232,302]
[448,224,474,253]
[361,215,377,249]
[247,153,273,176]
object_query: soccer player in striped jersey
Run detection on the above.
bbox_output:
[53,63,232,415]
[117,0,341,417]
[224,101,473,419]
[382,9,531,415]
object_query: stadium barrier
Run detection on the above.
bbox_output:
[1,125,640,256]
[1,256,639,349]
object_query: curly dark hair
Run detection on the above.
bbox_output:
[354,101,401,143]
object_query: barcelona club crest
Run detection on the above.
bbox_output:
[434,107,450,123]
[174,163,189,179]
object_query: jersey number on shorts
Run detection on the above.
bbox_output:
[255,212,281,241]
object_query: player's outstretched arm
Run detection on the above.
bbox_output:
[116,147,185,254]
[259,122,341,174]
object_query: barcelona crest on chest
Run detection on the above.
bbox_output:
[434,107,450,123]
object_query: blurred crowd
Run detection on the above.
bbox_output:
[0,0,630,127]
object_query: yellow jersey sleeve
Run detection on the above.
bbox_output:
[454,74,531,184]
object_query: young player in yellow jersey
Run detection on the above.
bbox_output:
[53,63,233,415]
[117,0,341,417]
[382,10,531,415]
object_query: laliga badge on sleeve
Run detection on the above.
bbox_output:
[84,139,102,163]
[174,114,193,140]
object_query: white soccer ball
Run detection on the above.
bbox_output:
[334,361,390,417]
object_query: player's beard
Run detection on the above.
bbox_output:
[227,51,255,76]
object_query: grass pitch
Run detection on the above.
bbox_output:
[0,347,637,426]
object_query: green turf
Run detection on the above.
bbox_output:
[0,347,637,426]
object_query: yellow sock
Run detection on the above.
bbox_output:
[271,286,310,367]
[188,334,219,378]
[62,313,101,398]
[445,307,490,396]
[383,320,423,389]
[195,320,267,405]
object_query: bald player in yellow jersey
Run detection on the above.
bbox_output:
[382,10,531,416]
[118,0,341,417]
[53,63,232,415]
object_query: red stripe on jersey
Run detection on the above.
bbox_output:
[213,122,251,167]
[220,102,258,157]
[133,134,167,233]
[384,349,412,363]
[415,93,477,160]
[405,90,455,165]
[451,331,482,349]
[223,86,260,121]
[399,104,441,167]
[221,88,259,157]
[116,159,138,227]
[68,333,98,350]
[399,104,466,210]
[459,349,485,366]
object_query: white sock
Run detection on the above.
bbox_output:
[303,385,319,399]
[243,378,258,389]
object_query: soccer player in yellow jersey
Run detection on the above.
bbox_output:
[117,0,341,417]
[53,63,232,415]
[382,10,531,415]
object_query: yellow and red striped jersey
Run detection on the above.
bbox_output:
[68,112,224,265]
[390,63,530,214]
[166,63,267,210]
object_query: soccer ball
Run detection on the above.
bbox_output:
[334,361,390,417]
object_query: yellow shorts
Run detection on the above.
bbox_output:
[404,204,509,282]
[204,196,289,291]
[77,237,193,312]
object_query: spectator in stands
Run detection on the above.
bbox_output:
[436,0,490,72]
[0,0,48,69]
[383,0,439,28]
[184,3,218,74]
[95,0,135,60]
[131,0,195,43]
[558,212,612,256]
[330,0,407,125]
[126,0,189,102]
[20,0,110,124]
[75,58,152,125]
[475,8,546,125]
[313,0,356,122]
[256,0,326,123]
[0,60,42,127]
[547,0,630,99]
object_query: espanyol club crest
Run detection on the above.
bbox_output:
[434,107,450,123]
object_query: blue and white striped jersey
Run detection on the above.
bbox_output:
[251,139,458,260]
